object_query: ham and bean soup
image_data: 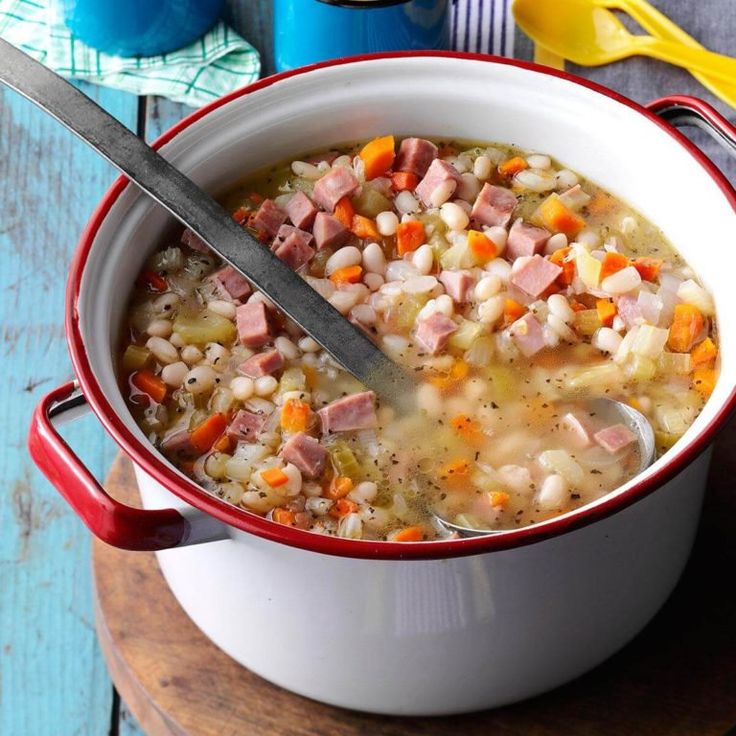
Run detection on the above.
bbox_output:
[120,136,718,541]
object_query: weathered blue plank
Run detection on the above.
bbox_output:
[0,81,137,736]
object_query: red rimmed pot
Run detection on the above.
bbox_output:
[28,54,736,715]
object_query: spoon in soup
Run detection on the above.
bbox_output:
[0,39,418,411]
[433,397,656,538]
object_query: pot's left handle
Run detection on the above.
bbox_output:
[28,382,229,551]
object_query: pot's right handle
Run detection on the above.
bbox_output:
[646,95,736,160]
[28,382,229,551]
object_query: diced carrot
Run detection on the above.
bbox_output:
[450,414,485,445]
[329,498,359,518]
[232,206,250,225]
[489,491,510,508]
[390,171,419,192]
[261,467,289,488]
[392,526,424,542]
[633,257,664,282]
[498,156,528,178]
[692,368,716,398]
[691,337,717,368]
[326,475,354,501]
[213,433,234,453]
[599,252,630,281]
[549,247,576,286]
[396,220,425,256]
[539,195,586,237]
[586,191,616,215]
[596,298,617,327]
[467,229,497,263]
[668,303,705,353]
[131,370,167,403]
[351,214,380,240]
[280,398,312,433]
[429,359,469,391]
[272,508,296,526]
[190,413,229,453]
[359,135,395,180]
[248,192,264,204]
[439,458,471,488]
[333,196,355,228]
[438,144,457,158]
[137,270,167,293]
[329,265,363,285]
[503,298,526,326]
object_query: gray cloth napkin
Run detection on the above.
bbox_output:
[512,0,736,181]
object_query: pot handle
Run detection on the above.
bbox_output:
[28,382,229,551]
[646,95,736,160]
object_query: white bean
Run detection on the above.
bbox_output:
[592,327,623,354]
[440,201,470,231]
[350,303,376,325]
[457,173,481,202]
[485,226,508,255]
[325,246,362,276]
[412,243,434,275]
[207,299,237,319]
[376,210,399,236]
[478,295,505,324]
[537,474,568,510]
[547,293,575,323]
[147,319,173,338]
[547,313,577,343]
[544,232,568,255]
[306,497,334,516]
[429,180,456,208]
[555,169,579,189]
[484,257,512,281]
[347,481,378,504]
[152,292,179,314]
[161,361,188,388]
[169,332,185,348]
[473,154,492,181]
[527,154,551,169]
[416,382,443,418]
[180,345,204,365]
[275,336,300,360]
[230,376,255,401]
[184,365,217,394]
[362,242,386,274]
[402,275,438,295]
[385,259,419,282]
[255,375,278,397]
[329,289,362,315]
[145,336,179,365]
[601,266,641,294]
[474,275,501,301]
[204,342,230,371]
[577,229,601,248]
[363,272,385,291]
[291,161,322,180]
[435,294,454,317]
[395,190,420,215]
[298,336,321,353]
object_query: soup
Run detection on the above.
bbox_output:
[118,136,718,541]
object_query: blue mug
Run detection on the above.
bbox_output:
[59,0,226,57]
[274,0,450,72]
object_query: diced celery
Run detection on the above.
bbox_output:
[465,335,495,366]
[121,344,151,373]
[280,367,306,393]
[677,279,715,316]
[449,319,485,351]
[393,294,429,332]
[655,430,681,452]
[567,362,624,389]
[559,185,591,211]
[574,309,602,337]
[420,213,448,238]
[575,246,602,288]
[352,188,392,218]
[173,310,236,345]
[630,325,668,359]
[484,365,517,400]
[625,354,657,382]
[329,442,362,479]
[453,513,486,530]
[539,449,584,486]
[440,239,474,270]
[188,409,210,431]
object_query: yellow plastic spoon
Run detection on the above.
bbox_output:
[513,0,736,86]
[592,0,736,108]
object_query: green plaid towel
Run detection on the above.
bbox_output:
[0,0,260,107]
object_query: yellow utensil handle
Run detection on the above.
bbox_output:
[639,36,736,86]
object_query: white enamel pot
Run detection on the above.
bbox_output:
[29,54,736,716]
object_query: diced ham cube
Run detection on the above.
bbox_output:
[415,159,463,207]
[414,312,457,355]
[594,424,637,454]
[236,302,271,347]
[318,391,378,433]
[509,313,546,357]
[510,254,562,298]
[181,228,208,253]
[239,349,284,378]
[616,294,643,328]
[471,184,517,227]
[439,270,474,303]
[271,225,315,270]
[252,199,287,237]
[280,432,327,479]
[285,191,318,230]
[161,429,194,456]
[312,212,350,250]
[226,410,266,443]
[312,167,360,212]
[394,137,439,178]
[506,219,551,260]
[208,265,252,301]
[561,413,592,447]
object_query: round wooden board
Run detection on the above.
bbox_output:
[94,447,736,736]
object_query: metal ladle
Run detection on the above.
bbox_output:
[434,397,656,538]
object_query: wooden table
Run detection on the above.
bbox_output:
[2,2,734,734]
